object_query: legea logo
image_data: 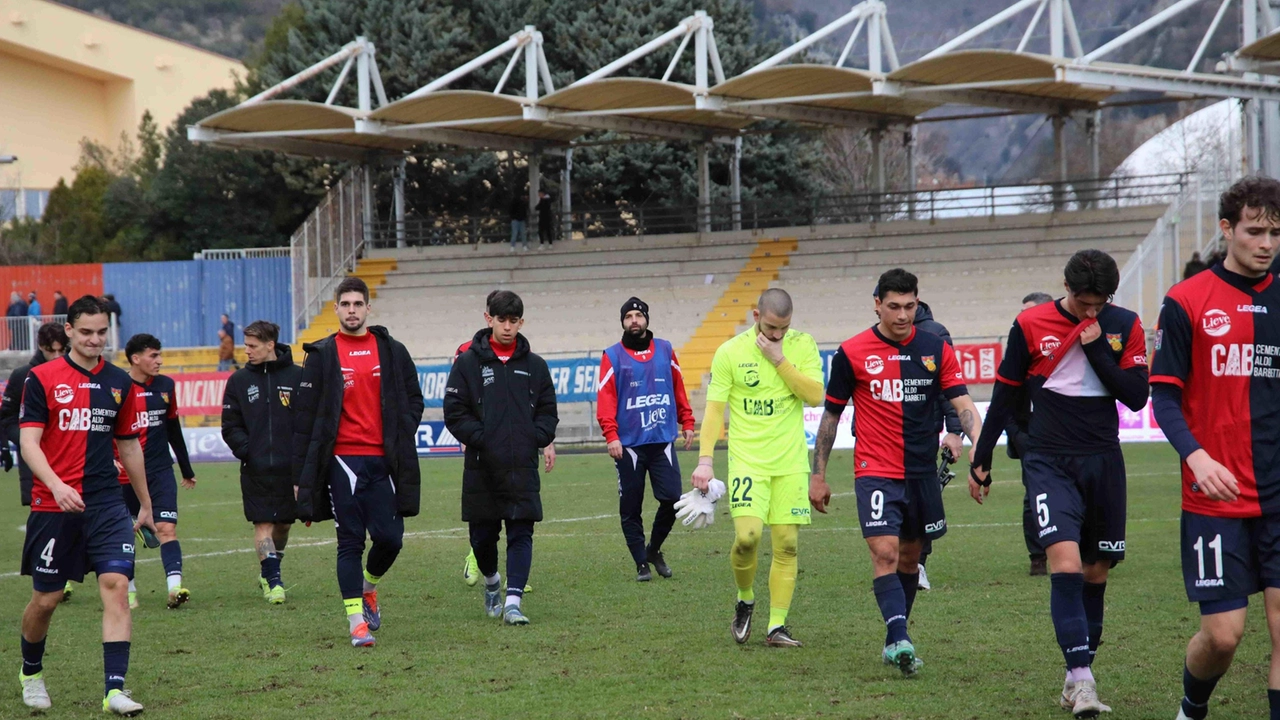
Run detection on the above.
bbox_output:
[1202,309,1231,337]
[864,355,884,375]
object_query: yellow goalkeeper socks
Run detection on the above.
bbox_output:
[732,516,763,602]
[768,523,799,631]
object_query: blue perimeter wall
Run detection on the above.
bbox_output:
[103,257,291,347]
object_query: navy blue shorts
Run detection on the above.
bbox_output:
[615,442,683,503]
[1180,511,1280,611]
[1022,449,1127,564]
[122,467,179,525]
[21,503,136,592]
[855,475,946,542]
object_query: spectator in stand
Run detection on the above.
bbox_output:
[26,293,40,317]
[536,190,554,250]
[509,192,529,253]
[1182,252,1207,280]
[218,328,236,372]
[51,291,67,317]
[7,292,27,318]
[218,316,237,371]
[6,292,29,352]
[103,294,122,321]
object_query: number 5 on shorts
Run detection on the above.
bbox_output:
[1036,493,1050,527]
[40,538,55,567]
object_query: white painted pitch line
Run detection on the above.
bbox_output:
[0,512,1179,581]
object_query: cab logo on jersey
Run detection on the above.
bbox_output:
[1106,333,1123,352]
[111,388,122,404]
[864,355,885,375]
[53,384,74,404]
[278,389,291,408]
[744,369,760,387]
[1038,335,1061,355]
[160,392,170,404]
[1201,309,1232,337]
[921,355,936,373]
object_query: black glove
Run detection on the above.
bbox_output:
[1,445,12,472]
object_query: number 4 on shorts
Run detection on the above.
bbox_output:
[40,538,55,567]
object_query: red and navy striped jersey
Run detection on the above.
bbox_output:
[115,375,180,483]
[19,356,142,511]
[996,300,1147,455]
[825,325,967,480]
[1151,265,1280,517]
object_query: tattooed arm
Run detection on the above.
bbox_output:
[808,409,841,514]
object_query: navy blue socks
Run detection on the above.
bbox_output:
[20,635,44,677]
[1049,573,1091,670]
[103,641,129,696]
[874,574,910,645]
[1083,581,1106,660]
[261,553,283,589]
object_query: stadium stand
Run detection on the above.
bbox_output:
[367,204,1166,365]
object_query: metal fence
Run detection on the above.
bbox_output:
[366,172,1191,248]
[1,314,69,355]
[291,166,368,333]
[1113,170,1234,327]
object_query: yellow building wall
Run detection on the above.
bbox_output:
[0,0,244,191]
[0,51,111,191]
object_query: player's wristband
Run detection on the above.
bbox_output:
[969,465,992,487]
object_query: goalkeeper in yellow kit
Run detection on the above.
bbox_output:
[690,288,824,647]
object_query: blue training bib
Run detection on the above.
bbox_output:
[605,339,679,448]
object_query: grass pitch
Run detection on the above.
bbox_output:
[0,443,1271,719]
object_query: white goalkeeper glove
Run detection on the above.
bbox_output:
[674,478,726,530]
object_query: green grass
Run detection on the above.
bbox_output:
[0,444,1271,719]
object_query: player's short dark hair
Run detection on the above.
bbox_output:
[757,288,793,317]
[335,277,369,302]
[488,290,523,319]
[36,322,67,351]
[1022,292,1054,305]
[1219,175,1280,227]
[124,334,161,364]
[486,289,500,307]
[66,295,108,327]
[1063,250,1120,298]
[876,268,918,298]
[243,320,279,344]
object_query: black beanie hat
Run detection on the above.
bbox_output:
[621,297,649,325]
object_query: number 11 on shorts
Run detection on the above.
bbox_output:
[1193,534,1223,580]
